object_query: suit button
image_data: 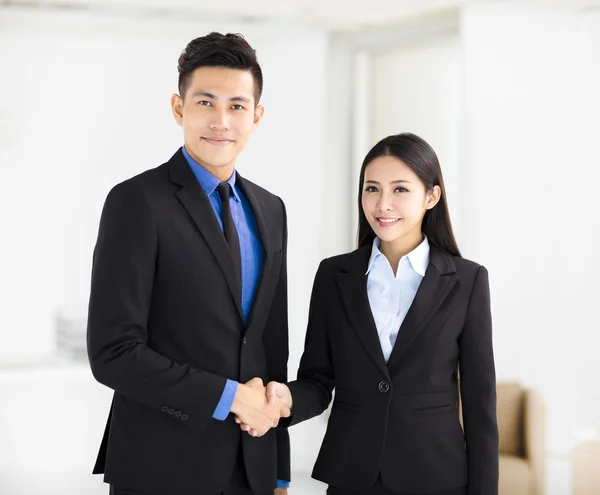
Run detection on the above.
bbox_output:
[181,414,188,421]
[174,411,182,418]
[378,381,390,393]
[168,408,175,415]
[242,337,247,344]
[161,405,169,413]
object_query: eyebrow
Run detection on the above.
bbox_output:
[365,179,412,185]
[190,91,251,104]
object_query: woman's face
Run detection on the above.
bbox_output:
[361,155,440,247]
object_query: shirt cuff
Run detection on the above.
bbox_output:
[277,479,290,488]
[212,379,238,421]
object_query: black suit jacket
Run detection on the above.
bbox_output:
[287,245,498,494]
[87,149,290,494]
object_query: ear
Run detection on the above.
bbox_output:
[252,104,265,130]
[171,94,183,126]
[425,185,442,210]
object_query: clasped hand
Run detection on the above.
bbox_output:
[231,378,293,437]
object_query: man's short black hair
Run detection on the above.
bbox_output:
[177,32,263,104]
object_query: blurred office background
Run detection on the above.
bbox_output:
[1,0,599,493]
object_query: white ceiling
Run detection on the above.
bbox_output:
[2,0,600,30]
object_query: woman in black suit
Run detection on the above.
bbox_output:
[240,133,499,495]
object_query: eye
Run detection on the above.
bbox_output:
[231,104,245,110]
[198,100,212,106]
[395,186,409,193]
[364,186,379,193]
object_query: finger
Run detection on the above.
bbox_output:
[235,416,242,424]
[266,382,280,403]
[248,377,264,388]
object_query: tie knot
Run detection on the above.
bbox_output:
[217,183,231,202]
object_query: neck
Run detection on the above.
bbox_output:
[205,164,235,183]
[185,146,235,182]
[379,231,423,274]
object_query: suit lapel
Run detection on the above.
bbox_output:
[387,247,459,369]
[235,174,279,331]
[168,149,244,319]
[336,247,391,379]
[236,173,276,254]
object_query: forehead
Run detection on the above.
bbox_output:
[365,155,414,179]
[186,66,255,100]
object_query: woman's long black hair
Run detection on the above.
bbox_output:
[357,133,461,257]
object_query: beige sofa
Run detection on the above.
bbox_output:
[572,440,600,495]
[459,382,546,494]
[496,382,547,495]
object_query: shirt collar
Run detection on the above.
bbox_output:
[408,235,430,276]
[366,235,430,276]
[181,145,240,201]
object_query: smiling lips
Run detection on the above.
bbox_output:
[202,136,234,146]
[377,217,401,227]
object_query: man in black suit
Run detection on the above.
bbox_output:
[87,32,291,495]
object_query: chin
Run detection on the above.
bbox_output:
[374,227,406,243]
[378,233,401,243]
[197,147,234,164]
[203,155,236,168]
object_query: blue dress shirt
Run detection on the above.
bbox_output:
[182,147,289,488]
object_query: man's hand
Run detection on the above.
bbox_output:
[236,381,293,436]
[274,488,288,495]
[230,378,289,437]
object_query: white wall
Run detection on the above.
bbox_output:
[371,36,463,243]
[0,7,337,481]
[579,10,600,432]
[461,2,600,453]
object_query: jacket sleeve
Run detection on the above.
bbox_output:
[262,197,291,482]
[87,181,228,432]
[286,259,335,426]
[459,266,499,495]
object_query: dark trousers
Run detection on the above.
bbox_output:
[327,478,466,495]
[109,448,270,495]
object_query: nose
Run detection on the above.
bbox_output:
[209,108,230,132]
[377,191,394,212]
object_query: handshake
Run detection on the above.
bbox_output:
[230,378,293,437]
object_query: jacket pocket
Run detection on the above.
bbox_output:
[412,405,453,417]
[332,400,362,414]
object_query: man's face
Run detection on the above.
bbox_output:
[171,66,264,181]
